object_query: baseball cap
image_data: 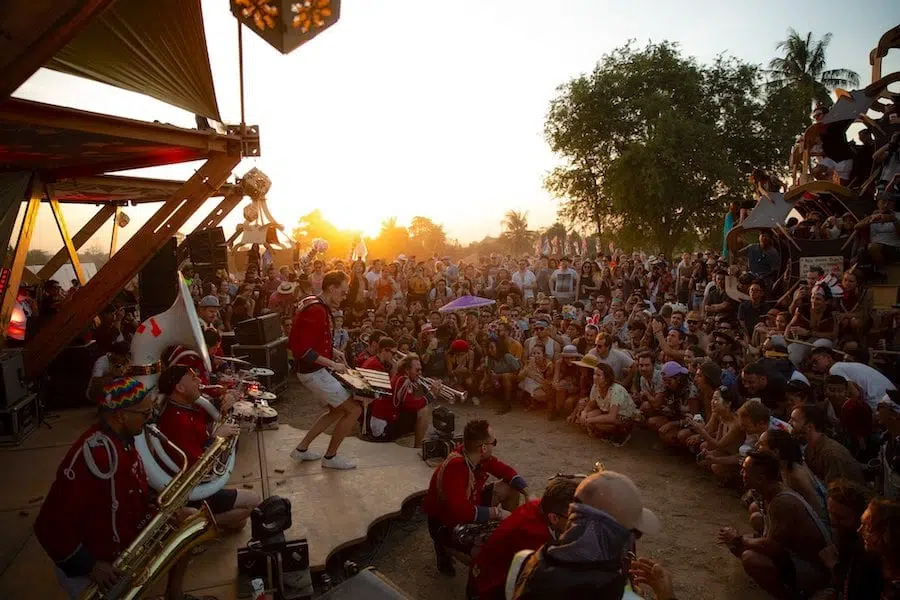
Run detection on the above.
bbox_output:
[576,471,661,535]
[420,323,437,334]
[199,295,220,308]
[661,361,689,378]
[100,377,149,412]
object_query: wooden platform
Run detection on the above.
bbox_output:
[0,409,432,599]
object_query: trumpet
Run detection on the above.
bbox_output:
[392,349,468,404]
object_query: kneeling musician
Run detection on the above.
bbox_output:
[467,476,578,600]
[34,378,199,600]
[156,365,260,530]
[368,350,437,448]
[422,419,529,576]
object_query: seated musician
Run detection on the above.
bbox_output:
[423,419,529,576]
[369,352,438,448]
[155,365,260,530]
[34,378,200,600]
[467,476,579,600]
[360,336,397,373]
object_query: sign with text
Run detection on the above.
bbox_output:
[799,256,843,277]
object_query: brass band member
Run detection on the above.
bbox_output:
[289,271,363,470]
[368,351,438,448]
[360,336,397,373]
[34,378,198,600]
[423,420,529,575]
[155,365,260,529]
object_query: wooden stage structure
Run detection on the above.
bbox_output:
[0,408,431,599]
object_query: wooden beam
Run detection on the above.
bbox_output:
[192,190,244,232]
[110,206,121,259]
[47,186,86,285]
[0,176,41,342]
[24,152,241,378]
[0,1,115,102]
[0,173,32,267]
[37,204,117,280]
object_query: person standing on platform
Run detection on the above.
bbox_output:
[289,271,364,470]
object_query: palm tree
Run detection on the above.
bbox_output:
[767,29,860,109]
[501,210,535,255]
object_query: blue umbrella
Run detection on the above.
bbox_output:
[438,295,496,313]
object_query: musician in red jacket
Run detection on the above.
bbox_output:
[369,350,439,447]
[155,365,259,530]
[289,270,363,470]
[467,476,579,600]
[423,419,529,575]
[33,378,193,600]
[360,336,397,373]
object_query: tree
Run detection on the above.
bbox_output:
[368,217,411,259]
[292,210,357,260]
[408,216,447,257]
[544,41,787,256]
[500,210,536,255]
[25,249,51,265]
[766,29,860,109]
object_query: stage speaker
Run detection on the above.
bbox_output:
[140,237,178,319]
[232,336,289,393]
[234,313,283,345]
[0,350,28,408]
[318,568,413,599]
[187,227,228,271]
[42,342,99,410]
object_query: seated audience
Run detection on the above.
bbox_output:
[790,403,865,485]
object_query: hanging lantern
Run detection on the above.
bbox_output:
[117,211,130,228]
[231,0,340,54]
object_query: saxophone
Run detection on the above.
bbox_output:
[78,426,230,600]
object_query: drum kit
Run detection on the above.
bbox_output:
[220,358,279,430]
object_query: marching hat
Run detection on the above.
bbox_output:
[100,377,149,412]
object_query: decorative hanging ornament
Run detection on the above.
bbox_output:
[232,0,340,54]
[291,0,333,33]
[231,168,292,251]
[235,0,280,31]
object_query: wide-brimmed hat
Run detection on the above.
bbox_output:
[277,281,297,295]
[577,471,662,535]
[572,353,601,369]
[560,344,582,358]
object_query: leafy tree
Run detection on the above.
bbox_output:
[408,216,447,257]
[25,249,51,265]
[766,29,860,109]
[367,216,411,259]
[544,41,786,256]
[500,210,536,255]
[292,209,357,260]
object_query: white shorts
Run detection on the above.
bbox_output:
[296,369,351,407]
[519,378,542,395]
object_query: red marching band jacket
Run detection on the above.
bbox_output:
[34,424,153,578]
[370,374,428,425]
[422,446,525,527]
[289,296,333,374]
[469,499,554,597]
[155,401,214,468]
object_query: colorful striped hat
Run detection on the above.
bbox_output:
[100,377,149,412]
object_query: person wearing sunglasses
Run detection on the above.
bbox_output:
[423,419,529,576]
[35,378,204,600]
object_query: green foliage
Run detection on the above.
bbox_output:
[500,210,536,255]
[543,40,811,255]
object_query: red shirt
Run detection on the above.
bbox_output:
[155,401,212,468]
[422,446,520,527]
[469,500,553,597]
[361,355,389,372]
[289,298,333,373]
[370,374,427,424]
[34,424,152,575]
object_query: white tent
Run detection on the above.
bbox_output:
[27,263,99,290]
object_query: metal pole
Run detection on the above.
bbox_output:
[238,20,246,128]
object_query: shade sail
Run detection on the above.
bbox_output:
[46,0,221,120]
[740,193,793,230]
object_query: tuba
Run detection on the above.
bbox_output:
[131,274,235,501]
[78,427,228,600]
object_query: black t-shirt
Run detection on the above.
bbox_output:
[738,370,787,411]
[738,300,774,333]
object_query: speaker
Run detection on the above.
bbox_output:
[0,350,28,408]
[187,227,228,271]
[234,313,283,346]
[0,393,40,446]
[140,237,178,319]
[232,336,289,393]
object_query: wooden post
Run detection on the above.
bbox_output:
[24,152,240,378]
[110,206,121,258]
[192,190,244,232]
[47,186,87,285]
[0,175,41,342]
[37,205,117,280]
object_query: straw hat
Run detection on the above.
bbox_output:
[572,353,601,369]
[559,344,582,359]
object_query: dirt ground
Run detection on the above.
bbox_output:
[276,381,771,600]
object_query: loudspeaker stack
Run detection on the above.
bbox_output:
[185,227,228,283]
[0,350,39,445]
[140,237,179,319]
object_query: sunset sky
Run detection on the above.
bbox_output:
[14,0,900,254]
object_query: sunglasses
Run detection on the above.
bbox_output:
[686,320,698,325]
[483,438,498,447]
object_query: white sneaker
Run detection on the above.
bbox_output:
[290,448,322,461]
[321,455,356,470]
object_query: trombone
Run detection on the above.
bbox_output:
[392,349,468,404]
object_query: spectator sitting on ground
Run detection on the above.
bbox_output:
[574,361,637,444]
[789,403,865,485]
[587,331,635,384]
[858,498,900,600]
[757,428,829,526]
[821,479,882,600]
[808,346,897,412]
[718,451,831,599]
